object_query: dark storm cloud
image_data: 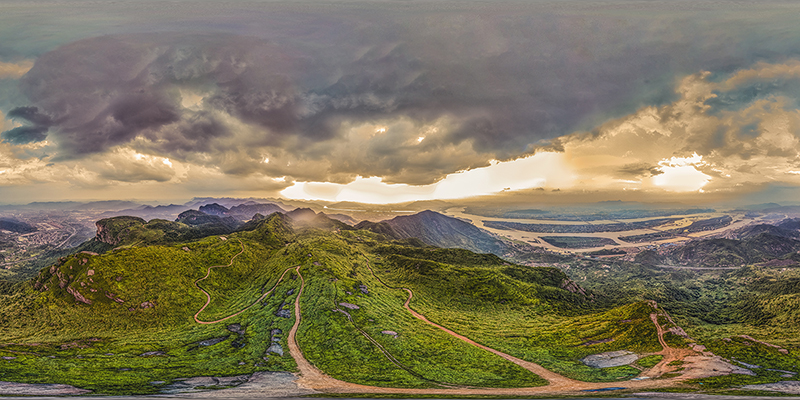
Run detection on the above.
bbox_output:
[1,125,48,144]
[11,2,800,184]
[7,106,51,126]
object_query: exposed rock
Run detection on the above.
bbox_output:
[274,309,291,318]
[680,354,755,378]
[740,335,790,354]
[579,338,614,346]
[1,356,16,360]
[159,374,249,394]
[87,269,94,276]
[140,301,155,309]
[140,351,166,357]
[66,286,92,305]
[581,350,638,368]
[270,328,282,336]
[286,289,295,296]
[0,381,91,396]
[561,278,587,295]
[198,336,228,347]
[668,326,688,338]
[338,302,360,310]
[381,330,398,338]
[227,323,245,335]
[358,284,369,294]
[266,343,284,356]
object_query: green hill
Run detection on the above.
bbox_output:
[0,213,669,394]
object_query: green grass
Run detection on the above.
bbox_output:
[0,215,301,394]
[7,212,789,394]
[295,232,547,388]
[637,355,663,368]
[359,238,661,383]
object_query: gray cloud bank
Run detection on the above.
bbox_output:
[4,1,800,191]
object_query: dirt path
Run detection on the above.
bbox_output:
[642,310,695,378]
[193,239,297,325]
[288,260,693,395]
[400,287,579,386]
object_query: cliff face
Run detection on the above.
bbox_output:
[95,216,146,245]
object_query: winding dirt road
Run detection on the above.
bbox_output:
[287,261,697,396]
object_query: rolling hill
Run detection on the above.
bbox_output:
[0,211,672,395]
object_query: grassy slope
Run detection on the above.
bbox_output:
[366,243,660,382]
[0,218,300,394]
[541,254,800,389]
[0,218,670,394]
[295,230,547,388]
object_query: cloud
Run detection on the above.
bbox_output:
[1,125,48,144]
[17,9,788,186]
[282,152,574,203]
[284,59,800,202]
[551,60,800,194]
[0,60,33,79]
[8,3,800,201]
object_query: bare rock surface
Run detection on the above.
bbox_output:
[0,381,91,395]
[173,372,317,397]
[267,343,284,356]
[338,302,360,310]
[742,381,800,394]
[160,374,249,394]
[680,355,755,379]
[581,350,638,368]
[139,351,166,357]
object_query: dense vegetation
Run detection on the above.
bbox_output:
[2,213,623,394]
[2,209,799,396]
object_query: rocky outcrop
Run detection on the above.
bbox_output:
[338,302,360,310]
[66,287,92,305]
[561,278,587,296]
[266,343,284,356]
[139,351,166,357]
[0,381,90,396]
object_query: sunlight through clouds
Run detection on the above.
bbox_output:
[281,152,574,203]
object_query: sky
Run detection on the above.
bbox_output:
[3,0,800,204]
